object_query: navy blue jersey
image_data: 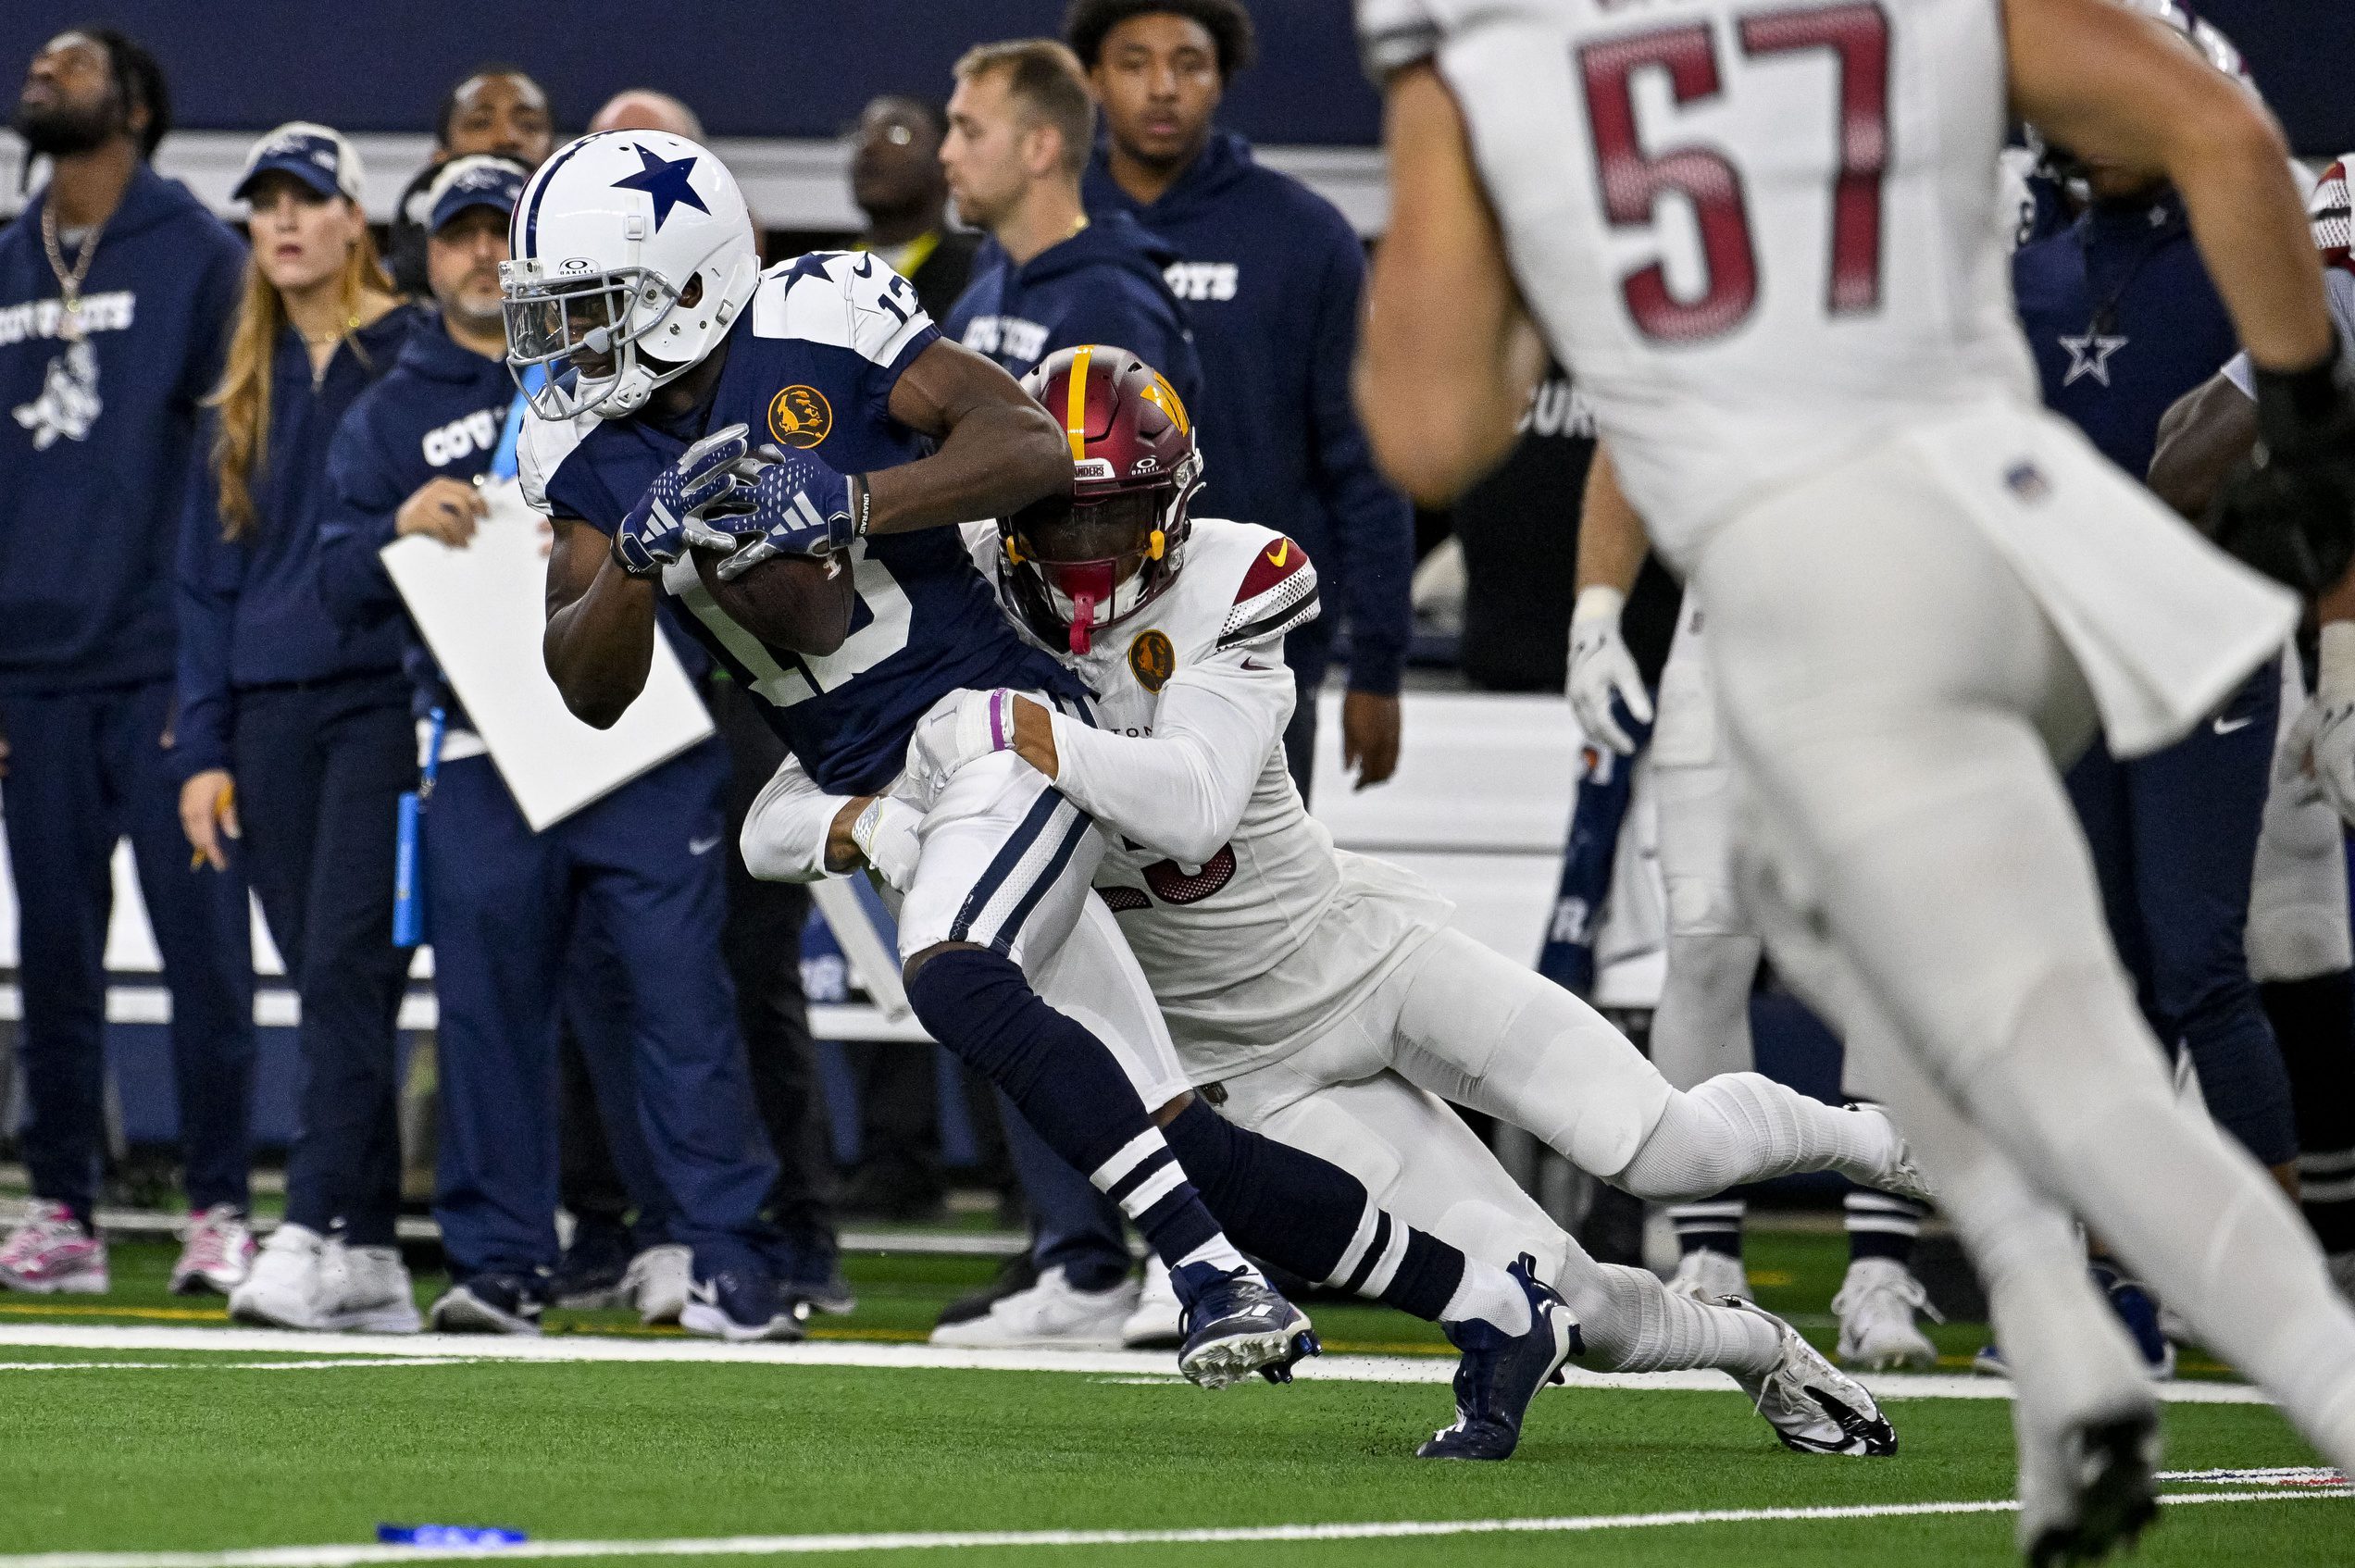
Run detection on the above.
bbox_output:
[2012,192,2239,479]
[522,251,1079,796]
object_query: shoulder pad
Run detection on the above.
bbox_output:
[1217,530,1319,652]
[517,408,591,515]
[754,250,933,368]
[2313,160,2350,274]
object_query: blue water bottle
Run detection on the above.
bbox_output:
[392,707,447,947]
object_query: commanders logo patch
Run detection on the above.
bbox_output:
[1128,629,1176,693]
[767,384,832,448]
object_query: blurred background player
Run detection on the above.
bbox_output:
[1070,0,1412,796]
[319,155,790,1340]
[929,37,1206,1349]
[851,94,980,328]
[173,124,414,1319]
[1568,464,1942,1374]
[0,25,256,1298]
[1355,0,2355,1556]
[384,65,553,299]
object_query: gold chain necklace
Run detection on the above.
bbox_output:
[40,201,106,342]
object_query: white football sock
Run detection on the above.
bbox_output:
[1614,1072,1894,1202]
[1559,1260,1780,1377]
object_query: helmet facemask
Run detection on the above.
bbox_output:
[502,256,700,419]
[1006,463,1197,655]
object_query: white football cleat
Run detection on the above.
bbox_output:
[1121,1256,1184,1350]
[1833,1257,1941,1372]
[229,1224,330,1328]
[1665,1248,1748,1302]
[1727,1298,1898,1455]
[625,1243,692,1326]
[929,1264,1138,1350]
[1850,1106,1936,1205]
[317,1242,422,1334]
[2014,1395,2162,1564]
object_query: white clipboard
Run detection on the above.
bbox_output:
[381,479,715,831]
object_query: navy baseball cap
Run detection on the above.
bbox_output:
[427,155,529,234]
[234,122,365,204]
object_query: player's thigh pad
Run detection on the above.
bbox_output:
[1216,1063,1574,1285]
[896,749,1103,971]
[1370,927,1672,1177]
[1028,893,1191,1109]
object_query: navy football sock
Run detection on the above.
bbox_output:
[1163,1097,1464,1322]
[2265,972,2355,1252]
[906,949,1242,1279]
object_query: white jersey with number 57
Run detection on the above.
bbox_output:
[1361,0,2038,563]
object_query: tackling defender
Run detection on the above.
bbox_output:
[505,131,1576,1405]
[745,345,1909,1460]
[1352,0,2355,1558]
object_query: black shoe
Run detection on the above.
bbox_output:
[936,1251,1039,1329]
[551,1218,634,1309]
[1418,1257,1580,1461]
[681,1265,804,1342]
[430,1272,546,1336]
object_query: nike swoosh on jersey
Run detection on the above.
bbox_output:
[2212,715,2256,735]
[689,833,724,855]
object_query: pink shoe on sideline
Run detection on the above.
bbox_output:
[0,1201,109,1293]
[170,1204,255,1295]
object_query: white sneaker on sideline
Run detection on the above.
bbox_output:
[1665,1249,1748,1302]
[170,1204,255,1295]
[1832,1257,1941,1371]
[230,1224,330,1329]
[930,1265,1139,1350]
[1121,1256,1184,1349]
[318,1242,422,1334]
[625,1244,692,1325]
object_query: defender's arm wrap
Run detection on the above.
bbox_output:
[1048,652,1297,867]
[741,753,854,884]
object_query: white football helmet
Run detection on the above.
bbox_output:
[500,130,759,419]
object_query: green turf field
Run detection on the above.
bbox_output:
[0,1227,2343,1567]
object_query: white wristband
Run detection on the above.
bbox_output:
[1572,584,1627,627]
[2321,621,2355,704]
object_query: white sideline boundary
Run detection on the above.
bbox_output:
[0,1488,2343,1567]
[0,1323,2277,1404]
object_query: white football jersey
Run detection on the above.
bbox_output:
[1360,0,2038,564]
[963,518,1455,1082]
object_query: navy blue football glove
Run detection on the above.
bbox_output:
[696,443,865,580]
[610,423,750,579]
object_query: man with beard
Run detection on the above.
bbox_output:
[0,27,255,1295]
[384,67,554,299]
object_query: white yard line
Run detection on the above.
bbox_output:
[0,1488,2343,1568]
[0,1358,468,1373]
[0,1322,2277,1403]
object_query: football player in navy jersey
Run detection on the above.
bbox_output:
[506,131,1572,1394]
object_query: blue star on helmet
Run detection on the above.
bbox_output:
[610,144,710,230]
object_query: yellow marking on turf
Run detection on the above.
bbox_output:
[0,1303,226,1323]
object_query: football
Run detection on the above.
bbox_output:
[692,544,855,656]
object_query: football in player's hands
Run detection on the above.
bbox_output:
[690,543,854,656]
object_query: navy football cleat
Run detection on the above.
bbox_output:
[1417,1256,1580,1461]
[1172,1264,1319,1389]
[680,1265,805,1343]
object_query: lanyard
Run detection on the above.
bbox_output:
[420,706,448,800]
[488,365,546,481]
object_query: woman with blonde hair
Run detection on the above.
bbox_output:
[172,123,421,1328]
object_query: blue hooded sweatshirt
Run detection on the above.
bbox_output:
[942,208,1204,413]
[1084,131,1412,693]
[2012,191,2238,479]
[172,305,421,778]
[0,164,245,694]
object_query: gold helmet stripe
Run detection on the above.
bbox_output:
[1065,345,1096,461]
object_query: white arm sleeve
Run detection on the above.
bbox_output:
[741,753,852,884]
[1048,651,1296,865]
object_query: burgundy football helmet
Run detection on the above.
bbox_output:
[1004,344,1204,654]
